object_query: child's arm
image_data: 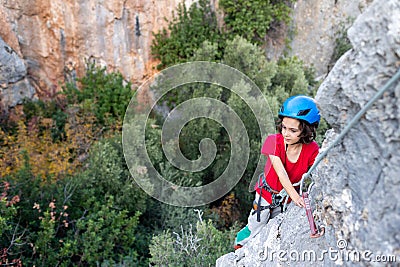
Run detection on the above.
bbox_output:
[268,155,305,208]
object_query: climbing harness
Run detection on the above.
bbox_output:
[254,142,303,222]
[254,172,302,222]
[254,173,284,222]
[254,141,304,222]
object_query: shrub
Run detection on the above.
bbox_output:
[0,182,21,265]
[73,196,140,265]
[1,149,144,266]
[328,18,354,71]
[149,211,239,266]
[151,0,224,69]
[22,98,67,142]
[63,61,135,127]
[76,135,149,213]
[219,0,295,44]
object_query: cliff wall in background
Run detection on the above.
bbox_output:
[0,0,195,108]
[288,0,371,76]
[0,0,370,109]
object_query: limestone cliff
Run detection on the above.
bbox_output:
[0,36,35,109]
[268,0,371,77]
[288,0,371,76]
[0,0,370,109]
[0,0,194,108]
[217,0,400,266]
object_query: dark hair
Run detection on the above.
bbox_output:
[277,117,317,144]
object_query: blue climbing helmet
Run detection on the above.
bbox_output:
[278,95,321,126]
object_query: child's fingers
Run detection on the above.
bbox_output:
[296,196,305,208]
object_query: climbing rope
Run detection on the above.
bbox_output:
[299,68,400,193]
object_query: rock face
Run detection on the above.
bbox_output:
[217,0,400,266]
[287,0,372,77]
[0,0,194,108]
[0,36,35,109]
[217,205,334,267]
[315,0,400,261]
[0,0,371,109]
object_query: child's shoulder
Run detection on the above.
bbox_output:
[264,133,284,144]
[266,133,283,140]
[305,140,319,151]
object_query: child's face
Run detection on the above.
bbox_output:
[281,117,301,145]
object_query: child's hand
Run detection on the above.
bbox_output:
[293,195,305,208]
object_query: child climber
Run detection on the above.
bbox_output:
[234,95,321,250]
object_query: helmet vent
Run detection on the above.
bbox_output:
[297,109,311,116]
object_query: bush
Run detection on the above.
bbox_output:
[76,135,149,213]
[151,0,224,69]
[63,61,135,127]
[0,182,21,265]
[0,111,96,179]
[73,196,141,265]
[328,18,353,71]
[0,148,144,266]
[149,211,239,266]
[22,98,68,142]
[219,0,295,44]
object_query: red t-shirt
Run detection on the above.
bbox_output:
[255,133,319,203]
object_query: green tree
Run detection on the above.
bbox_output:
[1,141,147,265]
[151,0,224,69]
[74,196,140,265]
[77,136,148,213]
[219,0,295,44]
[63,62,135,127]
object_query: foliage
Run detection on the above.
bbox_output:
[0,108,99,178]
[27,194,141,266]
[271,57,310,95]
[328,18,354,71]
[151,0,297,68]
[0,146,144,265]
[219,0,295,44]
[151,0,224,69]
[74,196,140,265]
[0,182,21,265]
[23,98,67,142]
[150,0,300,69]
[63,61,135,127]
[76,135,149,213]
[1,122,71,178]
[209,192,241,228]
[191,40,220,62]
[0,61,135,178]
[223,36,277,89]
[149,211,239,266]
